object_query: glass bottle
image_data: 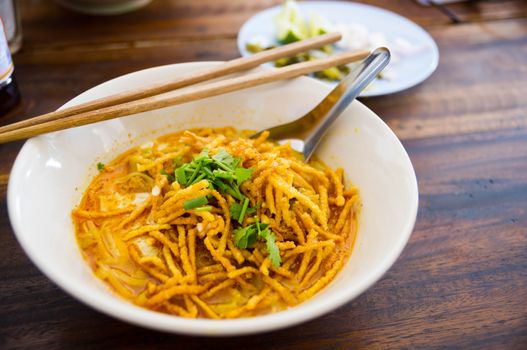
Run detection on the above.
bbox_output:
[0,0,22,53]
[0,16,20,116]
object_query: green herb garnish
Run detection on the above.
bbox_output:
[235,167,253,186]
[238,197,250,224]
[230,200,258,224]
[230,202,243,221]
[257,223,281,268]
[174,148,280,263]
[233,221,281,267]
[97,162,105,172]
[174,148,253,201]
[183,196,208,210]
[233,224,259,250]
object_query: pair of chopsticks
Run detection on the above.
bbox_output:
[0,32,369,144]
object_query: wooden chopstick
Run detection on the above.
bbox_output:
[0,49,369,144]
[0,32,342,135]
[0,50,369,144]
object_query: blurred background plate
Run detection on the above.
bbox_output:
[237,1,439,97]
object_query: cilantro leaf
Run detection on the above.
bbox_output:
[233,225,258,249]
[97,162,105,172]
[233,221,281,267]
[183,196,208,210]
[235,167,254,186]
[258,226,281,267]
[230,202,243,220]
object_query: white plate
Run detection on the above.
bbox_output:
[8,62,418,335]
[237,1,439,97]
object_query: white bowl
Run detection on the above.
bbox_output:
[8,62,418,336]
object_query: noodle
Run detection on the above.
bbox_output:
[72,127,360,319]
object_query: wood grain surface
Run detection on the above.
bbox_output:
[1,0,526,349]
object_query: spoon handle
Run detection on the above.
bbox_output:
[302,47,391,160]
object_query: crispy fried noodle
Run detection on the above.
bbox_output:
[72,127,361,319]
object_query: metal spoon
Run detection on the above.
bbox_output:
[251,47,391,161]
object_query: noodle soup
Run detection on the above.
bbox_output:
[72,127,360,319]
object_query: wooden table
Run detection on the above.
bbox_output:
[1,1,526,348]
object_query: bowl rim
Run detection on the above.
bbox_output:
[8,61,419,336]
